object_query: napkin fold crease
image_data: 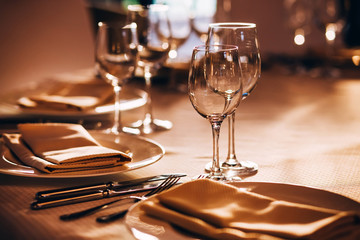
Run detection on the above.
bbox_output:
[140,179,360,240]
[2,123,131,173]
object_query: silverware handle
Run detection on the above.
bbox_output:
[59,197,134,221]
[35,184,110,200]
[31,191,105,210]
[96,209,130,223]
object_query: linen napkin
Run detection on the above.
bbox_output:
[2,123,131,173]
[17,80,113,111]
[140,179,360,240]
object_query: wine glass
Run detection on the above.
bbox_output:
[206,23,261,178]
[314,0,344,78]
[190,0,217,43]
[188,45,243,180]
[165,0,192,62]
[127,4,172,134]
[284,0,314,73]
[163,0,192,91]
[95,21,139,136]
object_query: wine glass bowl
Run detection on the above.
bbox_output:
[188,45,243,180]
[127,4,173,134]
[95,21,139,135]
[166,0,192,61]
[189,0,217,43]
[206,22,261,177]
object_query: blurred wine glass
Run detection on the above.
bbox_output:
[188,45,243,180]
[206,23,261,179]
[283,0,314,73]
[314,0,345,77]
[95,21,139,136]
[190,0,217,43]
[164,0,192,63]
[127,4,172,134]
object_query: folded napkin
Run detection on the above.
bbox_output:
[2,123,131,173]
[17,79,113,111]
[140,179,360,240]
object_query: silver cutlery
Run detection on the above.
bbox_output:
[59,175,180,221]
[31,181,170,210]
[96,176,180,223]
[35,173,186,201]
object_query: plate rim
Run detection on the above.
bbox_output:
[0,130,165,179]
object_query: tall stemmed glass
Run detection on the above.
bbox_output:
[166,0,192,62]
[188,45,243,180]
[206,23,261,177]
[95,22,139,136]
[127,4,172,134]
[314,0,344,78]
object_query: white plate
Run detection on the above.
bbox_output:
[0,131,164,178]
[125,181,360,240]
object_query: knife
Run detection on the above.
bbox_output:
[31,180,181,210]
[35,173,186,201]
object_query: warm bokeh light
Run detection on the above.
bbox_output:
[168,49,177,59]
[294,34,305,45]
[294,28,305,46]
[325,23,336,42]
[352,55,360,66]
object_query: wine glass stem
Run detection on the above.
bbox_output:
[144,66,154,125]
[226,113,238,163]
[113,85,123,133]
[210,120,223,177]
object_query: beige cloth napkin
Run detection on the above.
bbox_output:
[2,123,131,173]
[140,179,360,240]
[17,80,113,111]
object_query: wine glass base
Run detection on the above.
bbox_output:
[204,160,258,177]
[131,119,172,134]
[192,174,242,182]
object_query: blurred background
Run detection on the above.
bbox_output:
[0,0,359,92]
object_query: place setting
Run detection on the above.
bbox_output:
[122,22,360,239]
[0,122,165,178]
[0,69,147,120]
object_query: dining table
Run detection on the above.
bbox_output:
[0,65,360,240]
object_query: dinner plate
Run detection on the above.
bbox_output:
[125,181,360,240]
[0,85,147,118]
[0,131,164,178]
[0,67,147,118]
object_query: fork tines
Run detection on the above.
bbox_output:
[145,175,180,197]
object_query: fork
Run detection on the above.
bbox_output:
[96,176,180,223]
[60,175,180,221]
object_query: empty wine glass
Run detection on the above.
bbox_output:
[188,45,243,180]
[190,0,217,43]
[127,4,172,134]
[95,21,139,136]
[165,0,192,62]
[206,23,261,178]
[314,0,345,78]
